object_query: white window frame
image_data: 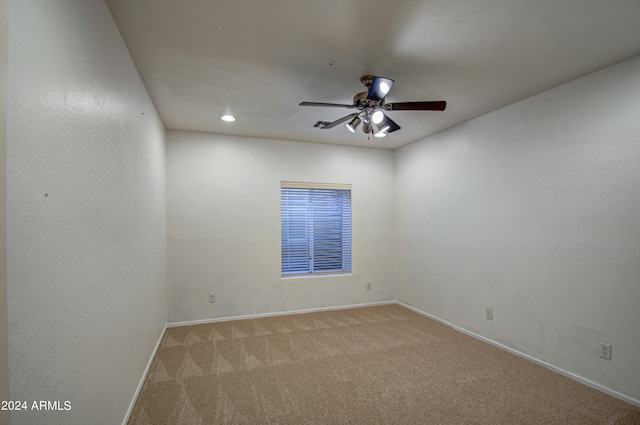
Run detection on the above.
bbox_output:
[281,182,352,277]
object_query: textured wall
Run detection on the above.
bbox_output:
[167,131,395,323]
[6,1,167,424]
[395,55,640,404]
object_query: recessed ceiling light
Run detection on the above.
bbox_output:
[220,114,236,122]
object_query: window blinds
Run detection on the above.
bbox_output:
[281,182,351,276]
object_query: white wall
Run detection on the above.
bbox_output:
[167,131,395,322]
[395,55,640,404]
[1,0,9,423]
[6,1,167,424]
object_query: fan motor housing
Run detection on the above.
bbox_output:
[353,91,368,107]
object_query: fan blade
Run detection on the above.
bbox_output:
[383,115,401,133]
[299,101,355,109]
[386,101,446,111]
[367,77,395,102]
[320,113,359,129]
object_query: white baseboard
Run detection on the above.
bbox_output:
[167,300,395,328]
[121,323,168,425]
[395,300,640,408]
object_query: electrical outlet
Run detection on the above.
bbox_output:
[366,281,372,290]
[209,293,216,303]
[486,308,493,321]
[599,342,611,360]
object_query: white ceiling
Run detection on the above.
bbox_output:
[106,0,640,149]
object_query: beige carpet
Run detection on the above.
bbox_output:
[128,304,640,424]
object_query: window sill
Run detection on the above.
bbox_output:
[281,273,352,280]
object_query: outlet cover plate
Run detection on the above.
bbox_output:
[599,342,611,360]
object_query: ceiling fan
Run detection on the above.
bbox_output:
[299,75,446,138]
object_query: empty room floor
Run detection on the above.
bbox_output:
[128,304,640,424]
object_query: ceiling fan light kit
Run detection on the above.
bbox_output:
[346,116,361,133]
[371,110,384,124]
[300,75,446,139]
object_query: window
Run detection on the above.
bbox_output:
[281,182,351,276]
